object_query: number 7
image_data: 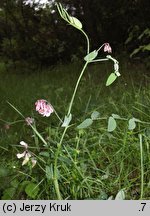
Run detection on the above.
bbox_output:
[141,203,146,211]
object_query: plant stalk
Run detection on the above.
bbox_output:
[53,61,89,199]
[67,61,88,116]
[53,126,68,200]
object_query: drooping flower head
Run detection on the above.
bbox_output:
[104,43,112,53]
[16,141,31,166]
[4,124,10,131]
[25,117,34,126]
[35,99,54,117]
[16,141,37,167]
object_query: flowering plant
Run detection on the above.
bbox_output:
[9,3,121,200]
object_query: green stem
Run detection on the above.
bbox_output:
[54,8,90,198]
[81,29,90,54]
[97,44,105,52]
[91,58,109,63]
[53,126,68,200]
[53,61,89,199]
[30,124,47,146]
[67,61,88,116]
[54,110,63,123]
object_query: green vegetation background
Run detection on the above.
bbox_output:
[0,0,150,200]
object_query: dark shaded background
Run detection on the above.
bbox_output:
[0,0,149,69]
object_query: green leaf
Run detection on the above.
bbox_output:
[97,191,108,200]
[115,189,125,200]
[39,151,50,157]
[91,111,100,120]
[138,28,150,40]
[25,182,39,199]
[57,4,83,31]
[0,167,9,177]
[77,118,93,129]
[10,179,19,188]
[59,156,72,165]
[106,73,117,86]
[84,50,98,62]
[143,44,150,51]
[130,46,144,57]
[2,188,16,200]
[46,165,53,180]
[128,118,136,130]
[18,181,30,193]
[108,196,113,200]
[70,16,82,29]
[107,117,117,132]
[62,113,72,127]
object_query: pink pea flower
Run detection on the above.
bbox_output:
[35,99,54,117]
[104,43,112,53]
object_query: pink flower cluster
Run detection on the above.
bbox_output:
[104,43,112,53]
[35,99,54,117]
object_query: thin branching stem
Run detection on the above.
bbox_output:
[81,29,90,54]
[67,61,88,116]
